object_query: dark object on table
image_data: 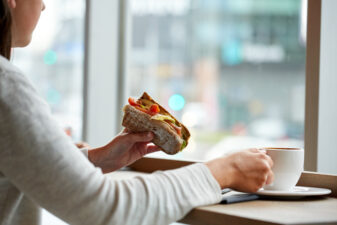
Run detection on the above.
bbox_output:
[221,193,260,204]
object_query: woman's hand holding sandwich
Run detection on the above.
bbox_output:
[88,130,160,173]
[88,92,274,193]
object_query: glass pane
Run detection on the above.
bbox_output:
[127,0,306,160]
[12,0,86,141]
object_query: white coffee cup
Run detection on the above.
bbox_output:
[262,147,304,191]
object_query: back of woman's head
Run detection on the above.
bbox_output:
[0,0,12,59]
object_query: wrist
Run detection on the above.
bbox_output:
[205,157,234,189]
[88,147,105,168]
[88,147,120,173]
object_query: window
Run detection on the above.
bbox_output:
[13,0,86,142]
[126,0,307,160]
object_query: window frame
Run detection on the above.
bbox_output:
[304,0,321,171]
[83,0,122,147]
[316,0,337,173]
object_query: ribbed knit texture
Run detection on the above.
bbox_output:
[0,55,222,225]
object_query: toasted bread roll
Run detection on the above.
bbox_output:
[122,105,183,155]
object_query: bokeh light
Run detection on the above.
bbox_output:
[46,88,61,105]
[168,94,185,111]
[43,50,57,65]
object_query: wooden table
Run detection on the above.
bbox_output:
[107,158,337,225]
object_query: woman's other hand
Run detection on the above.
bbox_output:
[88,129,160,173]
[206,148,274,193]
[75,141,91,149]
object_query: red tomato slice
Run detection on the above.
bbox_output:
[149,104,160,115]
[128,97,139,106]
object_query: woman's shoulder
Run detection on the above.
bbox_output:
[0,55,35,89]
[0,55,23,77]
[0,55,46,110]
[0,55,31,92]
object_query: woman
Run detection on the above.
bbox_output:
[0,0,274,224]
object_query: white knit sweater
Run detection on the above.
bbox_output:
[0,55,222,225]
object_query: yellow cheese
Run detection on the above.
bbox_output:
[150,114,175,123]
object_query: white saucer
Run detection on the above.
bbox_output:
[255,186,331,197]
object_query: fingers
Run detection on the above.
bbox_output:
[110,131,154,151]
[122,132,154,143]
[249,148,274,188]
[146,144,161,154]
[250,169,273,192]
[131,142,161,158]
[264,154,273,168]
[248,148,262,153]
[250,148,274,168]
[257,154,274,186]
[266,170,274,185]
[263,154,274,185]
[75,142,91,149]
[118,128,129,135]
[135,143,161,154]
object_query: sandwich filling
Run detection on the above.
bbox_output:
[128,94,189,150]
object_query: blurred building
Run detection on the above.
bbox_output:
[128,0,306,159]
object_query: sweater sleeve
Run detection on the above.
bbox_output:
[0,67,222,225]
[79,147,89,157]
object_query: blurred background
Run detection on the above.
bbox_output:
[126,0,306,160]
[11,0,307,224]
[13,0,85,141]
[12,0,306,161]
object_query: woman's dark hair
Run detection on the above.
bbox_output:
[0,0,12,59]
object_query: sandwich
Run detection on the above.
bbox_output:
[122,92,190,155]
